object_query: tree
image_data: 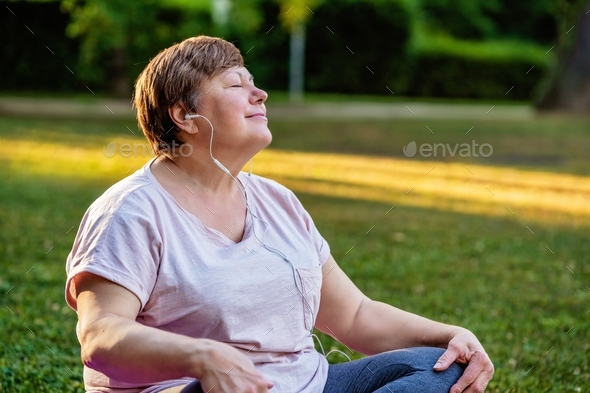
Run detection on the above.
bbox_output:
[62,0,267,97]
[276,0,323,102]
[215,0,265,38]
[61,0,212,97]
[536,0,590,113]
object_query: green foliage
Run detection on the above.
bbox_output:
[420,0,502,39]
[226,0,265,36]
[229,0,413,94]
[305,0,412,94]
[399,0,558,99]
[0,0,572,100]
[61,0,213,87]
[239,0,552,99]
[405,36,550,99]
[275,0,324,32]
[0,1,81,92]
[227,0,291,91]
[419,0,557,43]
[413,35,550,65]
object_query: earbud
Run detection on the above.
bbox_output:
[184,113,230,175]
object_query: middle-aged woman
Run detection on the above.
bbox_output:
[66,36,494,393]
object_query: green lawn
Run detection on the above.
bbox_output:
[0,111,589,392]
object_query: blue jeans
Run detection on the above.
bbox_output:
[323,347,464,393]
[180,347,463,393]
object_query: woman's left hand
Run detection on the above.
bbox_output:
[433,328,494,393]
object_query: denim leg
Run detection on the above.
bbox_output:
[323,347,464,393]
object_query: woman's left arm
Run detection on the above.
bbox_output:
[315,254,494,393]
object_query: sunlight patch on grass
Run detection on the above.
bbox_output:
[254,150,590,226]
[2,137,151,182]
[3,137,589,226]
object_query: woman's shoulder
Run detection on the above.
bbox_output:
[86,167,162,220]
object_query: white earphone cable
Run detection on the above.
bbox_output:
[184,112,349,360]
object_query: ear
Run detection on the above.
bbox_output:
[168,104,199,136]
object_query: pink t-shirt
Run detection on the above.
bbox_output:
[65,159,331,393]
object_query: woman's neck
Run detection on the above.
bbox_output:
[161,155,242,196]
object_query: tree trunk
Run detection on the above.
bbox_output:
[110,47,131,98]
[289,21,306,103]
[536,3,590,113]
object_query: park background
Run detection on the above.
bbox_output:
[1,0,589,391]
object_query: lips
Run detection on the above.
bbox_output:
[246,113,266,118]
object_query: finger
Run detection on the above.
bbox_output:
[448,352,488,393]
[461,355,494,393]
[460,371,492,393]
[434,346,461,371]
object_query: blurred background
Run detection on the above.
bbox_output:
[2,0,590,109]
[1,0,589,392]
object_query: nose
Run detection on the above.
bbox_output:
[252,86,268,104]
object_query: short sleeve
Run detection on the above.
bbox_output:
[65,191,161,311]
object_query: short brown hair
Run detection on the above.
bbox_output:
[133,36,244,156]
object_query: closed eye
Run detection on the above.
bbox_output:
[231,84,243,88]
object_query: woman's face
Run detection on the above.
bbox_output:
[195,66,271,159]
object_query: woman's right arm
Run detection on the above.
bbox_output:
[74,272,273,391]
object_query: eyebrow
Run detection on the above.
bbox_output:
[225,69,254,81]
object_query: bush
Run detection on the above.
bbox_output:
[304,0,412,95]
[420,0,557,43]
[404,36,550,99]
[1,1,81,92]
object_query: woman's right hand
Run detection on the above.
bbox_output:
[195,339,273,393]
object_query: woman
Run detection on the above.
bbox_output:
[66,36,494,393]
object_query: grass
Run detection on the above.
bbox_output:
[0,111,589,392]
